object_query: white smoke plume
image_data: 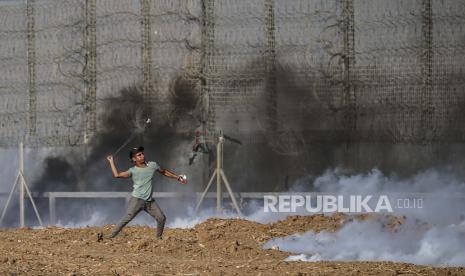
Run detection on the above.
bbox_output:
[54,167,465,225]
[264,219,465,267]
[0,147,54,222]
[262,167,465,267]
[5,160,465,268]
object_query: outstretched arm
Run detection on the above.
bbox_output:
[106,155,131,178]
[158,168,187,184]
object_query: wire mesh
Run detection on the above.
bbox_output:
[0,0,464,147]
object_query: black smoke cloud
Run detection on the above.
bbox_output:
[30,58,465,195]
[32,77,200,193]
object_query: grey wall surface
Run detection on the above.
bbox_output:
[0,1,464,192]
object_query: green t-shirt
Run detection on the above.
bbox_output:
[128,161,160,201]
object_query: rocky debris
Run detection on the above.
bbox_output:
[97,232,103,242]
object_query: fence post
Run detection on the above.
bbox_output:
[342,0,356,134]
[26,0,36,139]
[264,0,277,131]
[421,0,434,142]
[49,193,56,225]
[201,0,216,189]
[141,0,153,114]
[84,0,97,144]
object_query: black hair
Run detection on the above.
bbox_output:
[129,146,144,159]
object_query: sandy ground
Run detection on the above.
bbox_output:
[1,213,464,275]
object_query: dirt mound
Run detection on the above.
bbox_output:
[1,214,463,275]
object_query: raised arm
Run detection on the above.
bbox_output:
[106,155,131,178]
[158,168,187,184]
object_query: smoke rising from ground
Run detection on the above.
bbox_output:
[0,79,202,227]
[265,219,465,267]
[15,164,464,268]
[32,80,200,193]
[1,79,464,268]
[293,167,465,224]
[53,166,465,225]
[308,167,465,194]
[261,168,465,267]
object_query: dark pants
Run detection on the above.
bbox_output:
[112,197,166,238]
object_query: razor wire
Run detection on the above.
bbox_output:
[0,0,202,147]
[0,0,464,149]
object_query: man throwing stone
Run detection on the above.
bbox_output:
[106,146,187,239]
